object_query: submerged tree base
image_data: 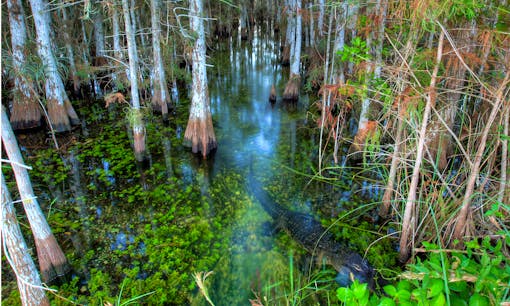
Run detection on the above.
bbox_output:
[47,99,80,132]
[283,75,301,103]
[184,116,217,158]
[269,84,277,103]
[10,100,43,130]
[34,234,70,283]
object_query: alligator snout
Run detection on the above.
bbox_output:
[335,253,375,289]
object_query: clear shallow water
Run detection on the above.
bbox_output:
[203,27,317,304]
[209,28,308,173]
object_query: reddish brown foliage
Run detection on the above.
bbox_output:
[104,92,128,108]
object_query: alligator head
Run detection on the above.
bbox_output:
[334,252,375,289]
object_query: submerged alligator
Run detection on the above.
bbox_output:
[248,175,375,288]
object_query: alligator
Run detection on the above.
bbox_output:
[247,175,375,288]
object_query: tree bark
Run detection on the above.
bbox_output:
[109,1,128,89]
[184,0,217,158]
[62,7,80,94]
[151,0,170,119]
[283,0,302,102]
[1,106,69,282]
[7,0,42,130]
[317,0,324,36]
[498,104,509,204]
[122,0,147,162]
[92,0,106,58]
[1,172,50,306]
[399,31,444,262]
[29,0,79,132]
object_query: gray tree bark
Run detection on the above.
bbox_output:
[1,172,49,306]
[151,0,170,119]
[1,106,69,282]
[184,0,217,158]
[29,0,79,132]
[7,0,42,130]
[122,0,147,161]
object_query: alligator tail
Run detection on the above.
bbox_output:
[247,174,285,219]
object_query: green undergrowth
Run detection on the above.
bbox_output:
[337,237,510,306]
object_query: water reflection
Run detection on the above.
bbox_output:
[209,26,304,175]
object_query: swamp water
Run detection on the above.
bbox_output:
[5,28,394,305]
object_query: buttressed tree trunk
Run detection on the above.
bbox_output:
[283,0,302,102]
[1,106,70,282]
[29,0,80,132]
[185,0,217,158]
[122,0,147,162]
[7,0,42,130]
[1,172,49,306]
[151,0,171,119]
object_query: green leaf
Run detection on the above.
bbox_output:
[432,293,446,306]
[469,293,490,306]
[379,297,396,306]
[450,295,468,306]
[449,281,467,292]
[396,289,412,301]
[352,282,369,299]
[465,240,480,250]
[383,285,397,297]
[337,287,352,302]
[397,280,412,292]
[427,279,444,298]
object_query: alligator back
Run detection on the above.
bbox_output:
[247,175,287,219]
[248,175,343,254]
[247,175,375,288]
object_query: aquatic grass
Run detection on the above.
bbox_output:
[114,279,155,306]
[257,252,338,306]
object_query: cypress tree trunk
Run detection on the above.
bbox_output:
[308,2,315,47]
[428,25,474,170]
[318,0,324,36]
[184,0,217,158]
[121,0,146,162]
[109,2,127,89]
[283,0,302,102]
[29,0,79,132]
[91,0,106,97]
[62,7,80,94]
[92,0,106,58]
[1,106,69,282]
[7,0,42,130]
[281,0,292,66]
[151,0,170,119]
[1,173,49,306]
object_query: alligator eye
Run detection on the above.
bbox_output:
[352,264,362,271]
